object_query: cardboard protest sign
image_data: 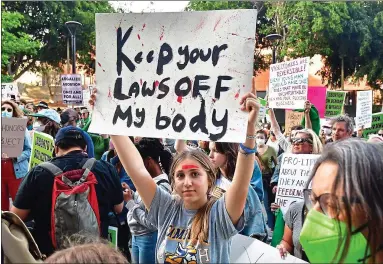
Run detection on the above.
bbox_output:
[355,90,373,129]
[258,97,267,122]
[89,10,257,142]
[230,234,307,263]
[308,86,327,118]
[275,153,320,214]
[29,131,54,170]
[1,83,19,100]
[108,226,118,249]
[362,112,383,138]
[325,91,346,117]
[285,110,305,136]
[61,74,83,105]
[268,57,309,109]
[1,117,27,158]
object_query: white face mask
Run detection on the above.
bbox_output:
[323,128,331,135]
[256,138,265,146]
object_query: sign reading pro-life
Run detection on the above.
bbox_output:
[89,10,257,142]
[275,154,320,214]
[61,74,83,105]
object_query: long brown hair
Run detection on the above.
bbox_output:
[170,150,218,245]
[214,142,239,181]
[1,100,24,118]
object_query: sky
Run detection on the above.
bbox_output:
[109,1,189,13]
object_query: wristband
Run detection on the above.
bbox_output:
[239,143,256,154]
[246,135,257,140]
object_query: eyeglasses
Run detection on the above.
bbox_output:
[303,189,361,218]
[1,107,13,112]
[292,137,313,145]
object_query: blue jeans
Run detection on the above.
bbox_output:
[263,180,275,230]
[131,231,158,264]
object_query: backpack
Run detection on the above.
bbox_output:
[39,158,100,249]
[2,211,45,263]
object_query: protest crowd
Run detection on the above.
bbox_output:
[1,9,383,264]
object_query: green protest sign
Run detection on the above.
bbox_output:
[362,112,383,138]
[325,91,346,118]
[258,98,268,121]
[108,226,118,249]
[29,131,54,170]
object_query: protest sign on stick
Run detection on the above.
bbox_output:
[61,74,83,105]
[258,97,267,122]
[355,90,373,129]
[268,57,309,109]
[325,91,346,118]
[89,10,257,142]
[1,117,27,158]
[285,110,304,136]
[230,234,307,263]
[362,112,383,138]
[29,131,55,170]
[275,153,320,214]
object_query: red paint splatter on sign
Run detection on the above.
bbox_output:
[155,80,160,87]
[214,17,222,31]
[142,24,146,30]
[212,98,217,103]
[137,34,141,40]
[97,62,102,67]
[177,96,183,103]
[231,33,238,36]
[159,26,164,41]
[234,90,240,99]
[140,79,143,86]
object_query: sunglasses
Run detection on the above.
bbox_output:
[303,189,361,218]
[292,137,313,145]
[1,107,13,112]
[379,134,383,137]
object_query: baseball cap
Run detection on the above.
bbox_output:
[29,109,61,124]
[60,108,79,126]
[55,126,85,145]
[36,101,49,109]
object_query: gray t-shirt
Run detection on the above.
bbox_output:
[284,201,305,259]
[147,186,245,264]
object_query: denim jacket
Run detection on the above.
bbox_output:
[14,130,32,179]
[250,161,264,203]
[270,154,283,186]
[240,186,268,240]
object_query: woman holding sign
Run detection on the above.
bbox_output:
[300,139,383,263]
[1,100,31,211]
[90,83,260,263]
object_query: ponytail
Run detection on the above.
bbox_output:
[159,149,172,176]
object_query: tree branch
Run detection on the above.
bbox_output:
[13,58,37,80]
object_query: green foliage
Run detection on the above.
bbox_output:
[1,74,13,83]
[2,1,114,79]
[1,11,41,69]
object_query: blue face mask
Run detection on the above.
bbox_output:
[19,105,25,110]
[2,111,13,118]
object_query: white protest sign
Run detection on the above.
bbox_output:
[268,57,309,109]
[61,74,83,105]
[275,153,320,214]
[1,83,19,100]
[1,117,28,158]
[89,10,257,142]
[230,234,307,263]
[355,90,373,129]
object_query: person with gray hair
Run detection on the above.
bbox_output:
[330,115,354,142]
[300,138,383,263]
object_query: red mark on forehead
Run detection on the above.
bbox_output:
[182,165,199,170]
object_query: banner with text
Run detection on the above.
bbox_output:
[29,131,54,170]
[325,91,346,118]
[268,57,309,109]
[89,10,257,142]
[1,117,27,158]
[355,90,373,129]
[1,83,19,101]
[285,110,305,136]
[308,86,327,118]
[61,74,83,105]
[362,112,383,138]
[275,153,320,214]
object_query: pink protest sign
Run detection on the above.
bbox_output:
[308,86,327,118]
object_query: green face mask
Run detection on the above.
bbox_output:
[300,209,369,263]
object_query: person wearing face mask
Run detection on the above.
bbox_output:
[255,129,278,231]
[1,100,32,211]
[17,99,27,111]
[299,139,383,263]
[320,120,333,144]
[28,109,61,139]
